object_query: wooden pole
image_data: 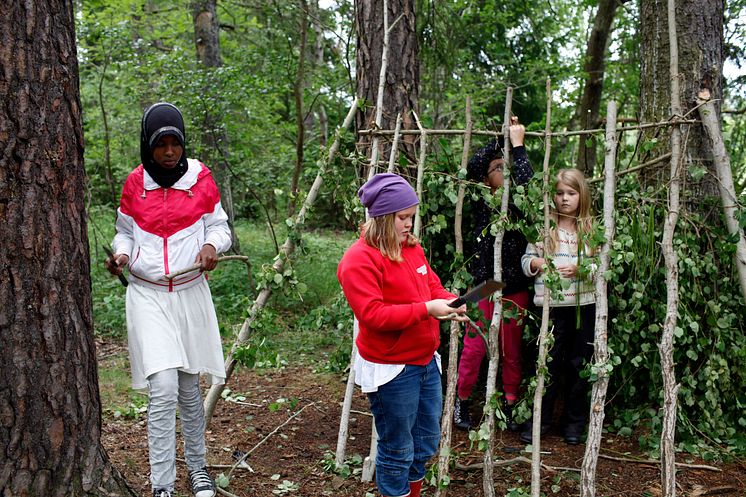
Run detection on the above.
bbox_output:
[660,0,683,493]
[435,96,472,497]
[580,100,618,497]
[365,0,390,178]
[387,112,403,173]
[164,255,249,280]
[358,118,699,139]
[203,99,358,424]
[531,78,553,497]
[413,110,428,238]
[697,89,746,304]
[482,88,513,497]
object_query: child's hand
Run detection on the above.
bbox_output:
[557,264,578,278]
[509,116,525,147]
[530,257,547,273]
[426,299,468,321]
[196,244,218,271]
[105,253,129,275]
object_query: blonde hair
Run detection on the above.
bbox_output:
[546,168,594,256]
[362,213,417,262]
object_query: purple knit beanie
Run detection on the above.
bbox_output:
[358,173,419,218]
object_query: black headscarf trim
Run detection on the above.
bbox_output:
[140,103,189,188]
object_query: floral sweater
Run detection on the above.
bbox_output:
[521,227,595,307]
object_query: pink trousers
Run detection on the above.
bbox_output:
[456,291,529,403]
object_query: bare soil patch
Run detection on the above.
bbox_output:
[101,364,746,497]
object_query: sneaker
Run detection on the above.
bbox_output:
[153,489,173,497]
[188,467,216,497]
[453,398,472,431]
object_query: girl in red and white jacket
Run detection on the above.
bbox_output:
[105,102,229,497]
[337,173,467,497]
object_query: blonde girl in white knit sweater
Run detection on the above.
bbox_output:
[520,168,596,446]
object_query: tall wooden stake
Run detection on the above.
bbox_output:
[531,78,553,497]
[435,97,473,497]
[660,0,683,494]
[387,113,403,173]
[413,110,428,238]
[348,0,394,478]
[482,87,513,497]
[366,0,390,177]
[580,100,618,497]
[697,89,746,304]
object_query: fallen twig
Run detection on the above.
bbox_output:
[216,488,240,497]
[598,454,721,472]
[228,402,317,477]
[456,456,579,473]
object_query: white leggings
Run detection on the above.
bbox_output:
[147,369,207,490]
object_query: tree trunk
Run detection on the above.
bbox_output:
[192,0,240,252]
[289,0,309,216]
[0,2,135,495]
[575,0,626,176]
[355,0,419,167]
[639,0,724,197]
[312,0,329,149]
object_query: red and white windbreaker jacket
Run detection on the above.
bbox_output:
[112,159,232,292]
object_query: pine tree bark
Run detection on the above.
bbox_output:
[355,0,418,166]
[0,1,135,495]
[639,0,724,197]
[192,0,240,251]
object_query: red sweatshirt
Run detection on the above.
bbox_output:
[337,237,456,365]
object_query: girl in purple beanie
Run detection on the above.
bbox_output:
[337,173,467,497]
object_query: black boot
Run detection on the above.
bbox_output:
[519,421,550,444]
[453,398,472,431]
[503,401,520,432]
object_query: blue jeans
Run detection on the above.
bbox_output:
[368,357,442,497]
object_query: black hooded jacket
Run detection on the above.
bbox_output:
[466,141,534,296]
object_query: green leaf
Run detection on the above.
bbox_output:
[215,473,230,488]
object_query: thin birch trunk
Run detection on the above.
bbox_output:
[357,3,397,478]
[531,78,553,497]
[435,96,472,497]
[387,113,403,173]
[660,0,683,494]
[366,0,390,177]
[580,100,618,497]
[482,88,513,497]
[696,89,746,304]
[204,100,358,424]
[335,321,359,468]
[413,110,427,238]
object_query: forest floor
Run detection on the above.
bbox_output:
[99,342,746,497]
